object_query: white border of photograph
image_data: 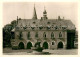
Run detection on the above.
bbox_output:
[0,0,80,57]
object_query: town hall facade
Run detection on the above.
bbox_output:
[11,5,76,50]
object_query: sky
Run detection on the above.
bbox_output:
[3,2,78,30]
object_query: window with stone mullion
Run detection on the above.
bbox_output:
[27,32,30,39]
[59,32,62,38]
[51,32,54,39]
[43,32,46,39]
[19,32,23,40]
[35,32,38,38]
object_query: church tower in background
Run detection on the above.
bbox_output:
[32,4,38,20]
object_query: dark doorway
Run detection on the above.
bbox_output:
[43,42,48,49]
[27,42,32,49]
[67,30,75,49]
[18,42,24,49]
[58,42,63,49]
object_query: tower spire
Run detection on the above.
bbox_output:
[43,6,48,20]
[32,4,37,20]
[43,6,47,14]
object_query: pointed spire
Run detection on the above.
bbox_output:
[32,4,37,20]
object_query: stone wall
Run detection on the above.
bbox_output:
[11,30,67,49]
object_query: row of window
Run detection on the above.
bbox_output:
[16,26,66,30]
[18,32,62,40]
[33,21,54,24]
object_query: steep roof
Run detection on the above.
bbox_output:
[16,19,75,30]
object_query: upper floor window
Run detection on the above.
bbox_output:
[43,32,46,38]
[19,32,23,40]
[51,32,54,39]
[35,32,38,38]
[59,32,62,37]
[27,32,30,39]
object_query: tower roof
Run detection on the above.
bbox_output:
[32,4,37,19]
[43,6,47,14]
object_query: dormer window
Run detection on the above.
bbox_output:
[47,26,51,30]
[62,27,66,30]
[23,26,27,30]
[53,23,55,24]
[33,21,36,24]
[39,25,43,30]
[31,27,35,30]
[55,26,58,30]
[47,22,50,24]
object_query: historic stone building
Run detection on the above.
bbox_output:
[11,5,76,50]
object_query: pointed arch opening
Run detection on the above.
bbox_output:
[18,42,24,49]
[26,42,32,49]
[43,42,48,49]
[58,42,63,49]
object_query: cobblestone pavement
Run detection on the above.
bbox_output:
[3,48,78,55]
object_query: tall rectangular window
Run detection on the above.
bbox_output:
[51,32,54,39]
[59,32,62,38]
[43,32,46,39]
[35,32,38,38]
[27,32,30,39]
